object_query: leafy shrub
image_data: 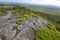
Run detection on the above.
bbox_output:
[30,13,40,18]
[36,28,60,40]
[47,22,56,31]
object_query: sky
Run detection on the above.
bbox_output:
[0,0,60,6]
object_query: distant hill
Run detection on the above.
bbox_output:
[0,2,60,10]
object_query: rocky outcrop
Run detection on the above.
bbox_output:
[13,16,48,40]
[0,11,17,40]
[0,11,48,40]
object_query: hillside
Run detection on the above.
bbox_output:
[0,5,60,40]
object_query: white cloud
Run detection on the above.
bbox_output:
[0,0,60,6]
[30,0,42,4]
[30,0,60,6]
[17,0,31,3]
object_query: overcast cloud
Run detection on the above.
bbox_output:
[0,0,60,6]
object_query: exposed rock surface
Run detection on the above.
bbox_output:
[13,16,48,40]
[0,11,48,40]
[0,11,17,40]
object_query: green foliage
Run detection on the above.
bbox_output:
[36,28,60,40]
[55,23,60,31]
[0,12,5,16]
[47,22,56,31]
[33,8,60,31]
[0,6,14,16]
[14,6,41,24]
[0,5,60,40]
[0,6,14,10]
[16,19,23,24]
[38,11,60,31]
[11,6,60,31]
[16,14,30,24]
[0,6,60,31]
[30,13,40,18]
[23,14,30,19]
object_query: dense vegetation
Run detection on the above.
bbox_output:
[30,7,60,31]
[36,28,60,40]
[0,5,60,40]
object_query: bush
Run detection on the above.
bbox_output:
[36,28,60,40]
[47,22,56,31]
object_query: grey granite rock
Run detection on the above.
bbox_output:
[13,16,48,40]
[0,11,48,40]
[0,11,17,40]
